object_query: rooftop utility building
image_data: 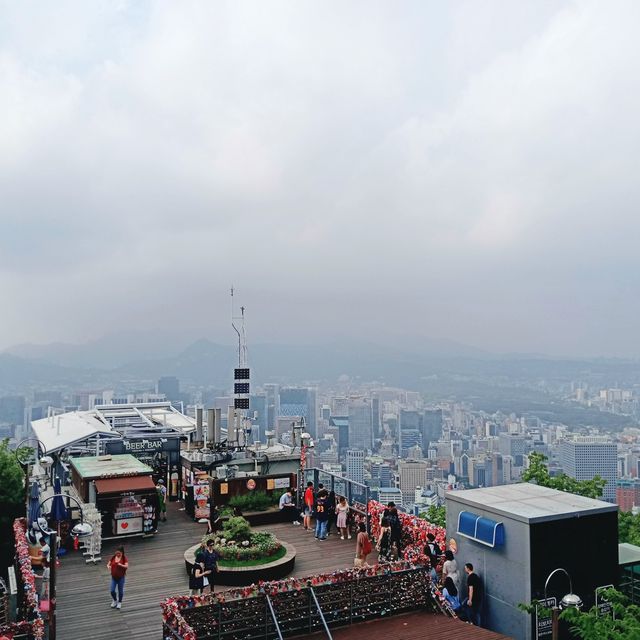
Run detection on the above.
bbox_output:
[446,483,618,640]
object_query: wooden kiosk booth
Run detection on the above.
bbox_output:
[69,454,159,538]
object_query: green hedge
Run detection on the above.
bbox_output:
[228,491,280,512]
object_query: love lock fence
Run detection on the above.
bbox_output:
[162,564,437,640]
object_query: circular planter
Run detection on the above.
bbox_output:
[184,540,296,586]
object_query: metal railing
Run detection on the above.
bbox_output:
[265,595,284,640]
[309,587,333,640]
[300,468,371,533]
[163,567,433,640]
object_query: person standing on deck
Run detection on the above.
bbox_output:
[303,481,315,531]
[314,489,329,540]
[108,546,129,610]
[354,522,372,566]
[202,540,219,594]
[326,489,337,536]
[156,478,167,522]
[336,496,351,540]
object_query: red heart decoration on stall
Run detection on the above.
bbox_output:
[121,522,129,529]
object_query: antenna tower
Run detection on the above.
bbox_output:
[231,286,251,446]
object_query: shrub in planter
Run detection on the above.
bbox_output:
[204,531,283,562]
[221,516,251,542]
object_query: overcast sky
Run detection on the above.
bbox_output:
[1,1,639,357]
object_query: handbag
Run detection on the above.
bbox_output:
[354,556,365,568]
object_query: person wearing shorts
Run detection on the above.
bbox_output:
[303,482,314,530]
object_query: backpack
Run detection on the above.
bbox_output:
[386,510,401,535]
[426,542,442,566]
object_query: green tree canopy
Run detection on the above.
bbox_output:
[418,504,446,529]
[521,451,606,499]
[0,439,27,569]
[561,588,640,640]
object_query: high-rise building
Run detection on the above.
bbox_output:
[329,416,350,459]
[371,394,381,440]
[421,409,443,453]
[348,397,372,452]
[249,393,268,444]
[346,449,365,485]
[0,395,26,426]
[499,433,527,467]
[616,479,640,512]
[559,437,617,503]
[331,397,349,417]
[157,376,180,402]
[279,387,317,438]
[398,460,430,505]
[378,487,403,507]
[400,410,420,457]
[264,384,279,432]
[400,429,422,458]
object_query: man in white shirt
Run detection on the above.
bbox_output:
[279,488,302,525]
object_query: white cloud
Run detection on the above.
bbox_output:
[1,1,639,355]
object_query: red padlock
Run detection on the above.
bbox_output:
[73,535,79,550]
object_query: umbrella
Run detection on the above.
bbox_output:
[50,478,69,522]
[28,481,41,527]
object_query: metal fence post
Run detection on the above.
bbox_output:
[308,584,313,634]
[365,485,370,535]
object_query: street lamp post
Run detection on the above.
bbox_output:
[13,437,47,508]
[544,568,583,640]
[35,494,93,640]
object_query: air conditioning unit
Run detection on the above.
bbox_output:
[215,465,228,479]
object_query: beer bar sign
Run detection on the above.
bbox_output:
[535,597,556,639]
[124,438,165,452]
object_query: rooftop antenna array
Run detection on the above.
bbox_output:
[231,286,252,446]
[231,285,248,368]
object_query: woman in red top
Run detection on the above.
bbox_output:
[303,482,315,531]
[107,546,129,610]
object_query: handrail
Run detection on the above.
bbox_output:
[309,586,333,640]
[265,594,284,640]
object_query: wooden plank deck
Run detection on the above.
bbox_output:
[56,501,375,640]
[307,611,512,640]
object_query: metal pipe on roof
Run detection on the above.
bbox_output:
[214,408,222,444]
[207,408,215,444]
[195,407,203,442]
[227,406,235,443]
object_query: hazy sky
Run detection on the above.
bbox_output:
[1,1,640,357]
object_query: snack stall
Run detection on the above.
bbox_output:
[104,435,183,501]
[69,454,159,538]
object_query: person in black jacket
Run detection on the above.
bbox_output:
[326,490,336,536]
[425,532,442,581]
[189,560,211,595]
[314,490,329,540]
[381,502,403,556]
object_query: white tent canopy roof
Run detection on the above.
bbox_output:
[31,402,195,454]
[32,411,117,454]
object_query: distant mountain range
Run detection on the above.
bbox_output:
[3,332,488,388]
[3,333,640,430]
[4,332,640,402]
